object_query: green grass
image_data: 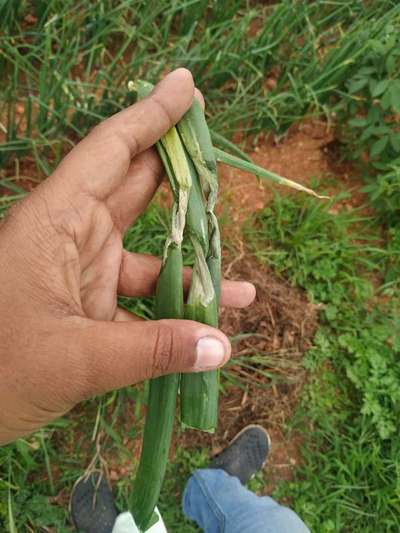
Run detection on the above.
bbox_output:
[247,194,400,531]
[1,1,400,531]
[276,375,400,532]
[1,1,398,173]
[158,447,206,532]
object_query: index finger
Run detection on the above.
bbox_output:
[50,68,195,200]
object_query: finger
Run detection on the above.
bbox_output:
[106,148,163,233]
[50,68,195,200]
[194,88,205,109]
[72,317,231,398]
[118,252,256,308]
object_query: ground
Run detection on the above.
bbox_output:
[173,119,359,490]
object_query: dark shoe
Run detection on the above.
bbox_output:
[70,471,118,533]
[209,424,271,485]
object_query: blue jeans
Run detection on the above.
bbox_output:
[182,469,310,533]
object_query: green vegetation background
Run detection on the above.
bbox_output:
[1,1,399,531]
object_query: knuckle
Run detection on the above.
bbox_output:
[91,118,139,156]
[151,321,177,377]
[89,120,109,140]
[48,320,98,403]
[88,121,116,153]
[148,93,175,126]
[71,370,95,402]
[66,353,97,402]
[114,127,139,156]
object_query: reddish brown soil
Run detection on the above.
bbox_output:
[218,120,368,232]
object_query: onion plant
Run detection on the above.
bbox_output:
[128,79,326,531]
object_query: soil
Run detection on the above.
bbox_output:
[178,257,319,489]
[174,119,366,488]
[218,119,368,232]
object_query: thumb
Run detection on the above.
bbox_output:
[71,317,231,399]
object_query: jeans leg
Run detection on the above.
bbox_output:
[182,469,310,533]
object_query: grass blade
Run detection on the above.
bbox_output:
[214,147,329,199]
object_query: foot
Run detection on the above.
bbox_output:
[70,471,118,533]
[209,425,271,484]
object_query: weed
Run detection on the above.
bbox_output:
[248,194,400,530]
[332,15,400,223]
[247,193,379,307]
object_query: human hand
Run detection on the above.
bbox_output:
[0,69,255,445]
